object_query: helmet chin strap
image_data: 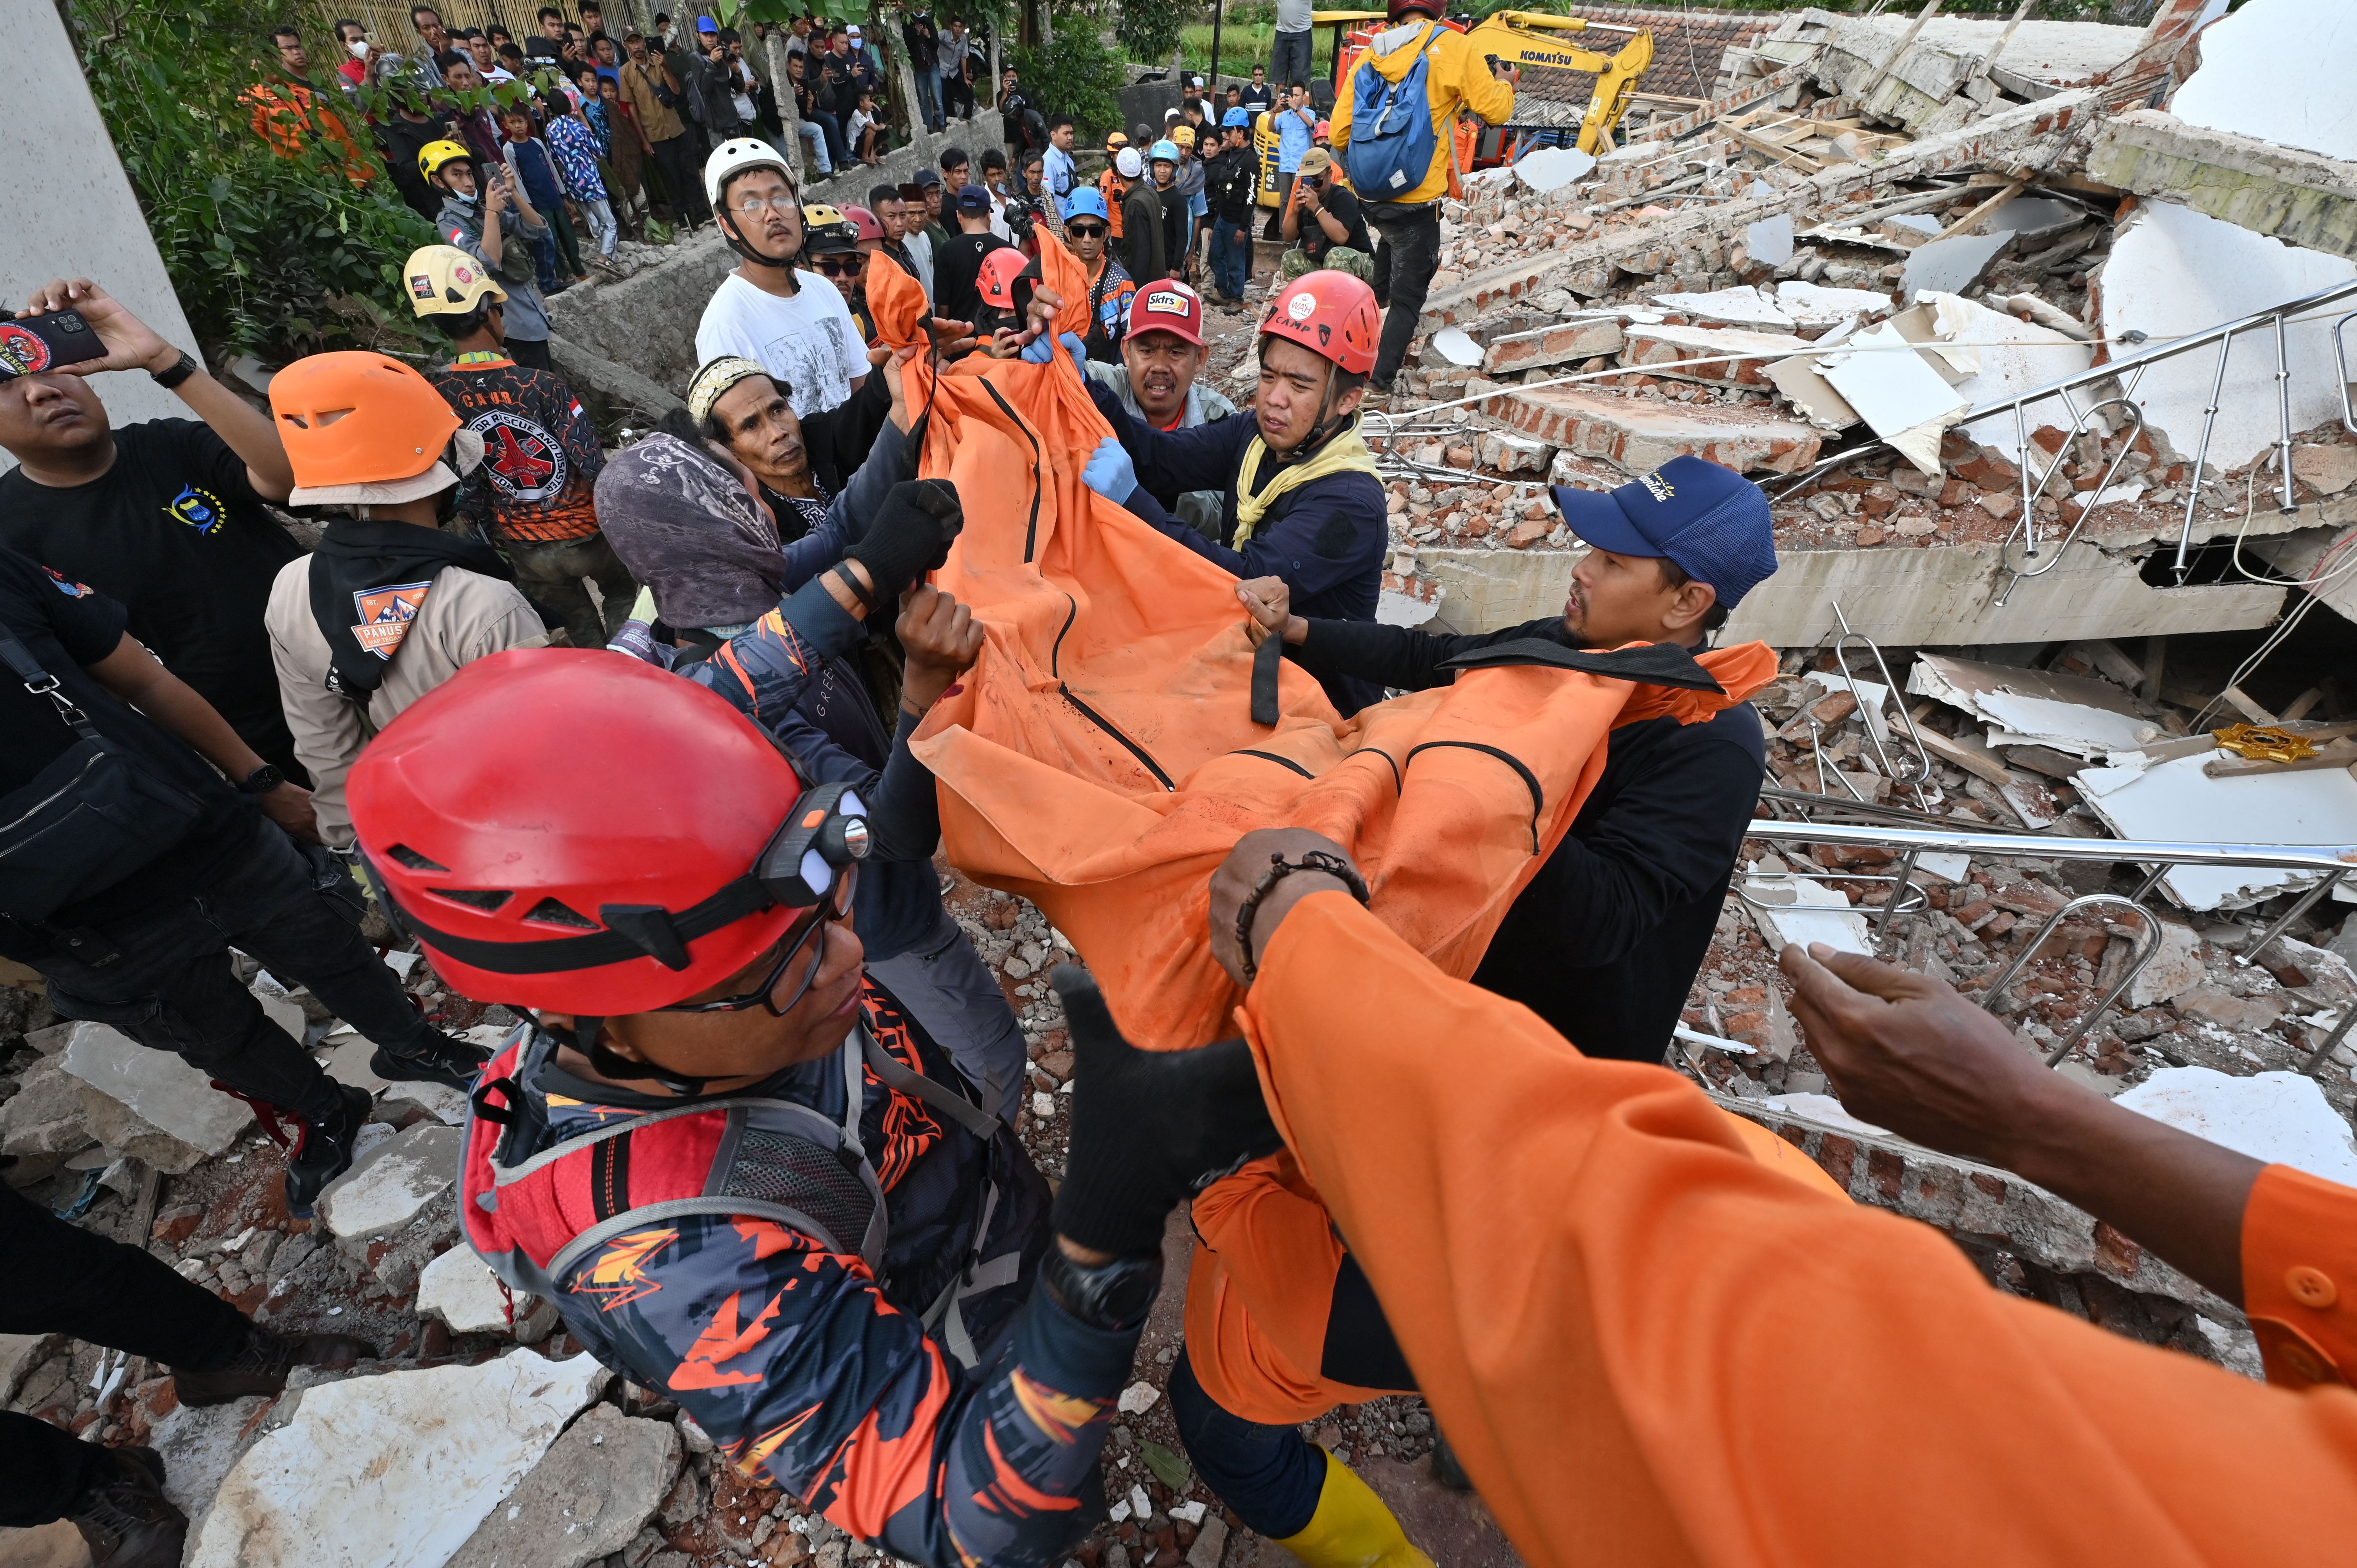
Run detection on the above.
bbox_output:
[1271,361,1351,460]
[566,1015,714,1097]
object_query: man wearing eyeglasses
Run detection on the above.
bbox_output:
[693,141,866,420]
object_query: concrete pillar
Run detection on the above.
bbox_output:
[7,3,205,471]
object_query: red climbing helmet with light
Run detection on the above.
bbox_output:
[1258,270,1380,378]
[977,246,1040,316]
[345,650,869,1016]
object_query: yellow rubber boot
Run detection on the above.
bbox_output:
[1273,1449,1435,1568]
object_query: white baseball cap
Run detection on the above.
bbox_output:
[1115,147,1144,178]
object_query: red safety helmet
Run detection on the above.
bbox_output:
[977,247,1040,315]
[346,650,868,1015]
[1386,0,1444,18]
[1259,270,1380,378]
[843,204,886,243]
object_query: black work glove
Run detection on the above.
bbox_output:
[1048,966,1285,1259]
[845,478,963,603]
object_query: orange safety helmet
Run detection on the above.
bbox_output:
[270,351,466,507]
[1258,270,1380,378]
[976,247,1039,317]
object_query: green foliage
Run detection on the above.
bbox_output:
[71,0,444,364]
[1114,0,1190,66]
[1009,30,1125,139]
[1138,1442,1192,1494]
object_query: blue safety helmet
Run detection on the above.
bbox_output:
[1062,186,1110,223]
[1149,138,1180,164]
[1222,107,1251,128]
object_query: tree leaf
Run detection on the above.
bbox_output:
[1139,1441,1191,1494]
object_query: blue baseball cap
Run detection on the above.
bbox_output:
[695,14,716,30]
[1549,456,1778,608]
[1061,186,1109,223]
[954,183,992,215]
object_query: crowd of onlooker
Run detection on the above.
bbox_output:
[244,4,1030,253]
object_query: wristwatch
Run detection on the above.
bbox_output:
[1041,1246,1163,1332]
[235,764,286,796]
[150,351,201,390]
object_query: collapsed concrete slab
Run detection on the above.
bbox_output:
[0,1053,95,1159]
[187,1350,611,1568]
[317,1123,459,1242]
[1620,324,1810,387]
[57,1021,253,1171]
[1482,385,1821,475]
[2089,111,2357,263]
[447,1403,681,1568]
[1788,8,2143,137]
[1482,316,1626,375]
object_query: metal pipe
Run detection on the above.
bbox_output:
[2273,310,2300,516]
[2234,869,2346,970]
[2172,334,2235,583]
[1991,397,2148,606]
[2302,1005,2357,1078]
[1873,844,1923,949]
[1829,602,1934,810]
[2336,311,2357,436]
[1976,894,2161,1067]
[1743,820,2357,875]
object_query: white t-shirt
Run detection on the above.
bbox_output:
[695,271,866,418]
[849,107,878,144]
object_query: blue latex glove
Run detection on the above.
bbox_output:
[1019,325,1059,365]
[1081,436,1138,507]
[1059,331,1087,376]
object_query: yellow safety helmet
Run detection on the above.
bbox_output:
[401,244,507,319]
[418,139,475,182]
[801,202,846,231]
[1171,124,1196,149]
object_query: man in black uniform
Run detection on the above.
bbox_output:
[1236,456,1779,1064]
[0,279,306,779]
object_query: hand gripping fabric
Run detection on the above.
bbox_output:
[846,478,963,600]
[859,249,1778,1057]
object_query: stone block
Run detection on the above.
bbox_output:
[418,1246,530,1334]
[2127,920,2205,1009]
[188,1350,611,1568]
[1619,324,1810,387]
[1475,431,1555,474]
[1480,316,1625,375]
[448,1403,680,1568]
[1481,385,1822,475]
[57,1020,253,1168]
[317,1122,460,1241]
[0,1053,95,1158]
[0,1332,62,1402]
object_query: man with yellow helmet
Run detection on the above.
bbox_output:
[419,138,555,372]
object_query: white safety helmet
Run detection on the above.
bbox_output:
[704,137,795,213]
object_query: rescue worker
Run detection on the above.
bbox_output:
[1081,281,1235,539]
[421,138,556,372]
[1110,147,1165,285]
[1060,186,1134,366]
[1204,106,1261,306]
[1056,825,2357,1568]
[1235,455,1779,1061]
[405,244,639,649]
[348,579,1267,1568]
[262,350,546,855]
[1148,139,1191,288]
[801,202,877,342]
[1329,0,1518,392]
[1079,270,1389,712]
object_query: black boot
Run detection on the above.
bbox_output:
[283,1082,373,1218]
[371,1030,491,1092]
[67,1447,186,1568]
[173,1324,377,1408]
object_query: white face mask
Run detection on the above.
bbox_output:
[348,37,370,58]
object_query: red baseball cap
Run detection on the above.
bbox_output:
[1127,280,1205,347]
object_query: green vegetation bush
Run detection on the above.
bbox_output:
[72,0,445,364]
[1010,29,1127,139]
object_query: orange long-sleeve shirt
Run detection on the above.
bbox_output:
[1240,890,2357,1568]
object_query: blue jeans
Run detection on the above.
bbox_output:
[1210,214,1252,298]
[796,118,833,176]
[913,68,943,131]
[530,230,560,293]
[806,108,847,168]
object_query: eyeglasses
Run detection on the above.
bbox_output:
[655,867,857,1017]
[732,194,798,217]
[1066,222,1106,239]
[816,255,866,277]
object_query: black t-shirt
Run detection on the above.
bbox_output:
[1240,83,1275,115]
[0,419,304,774]
[933,231,1015,332]
[1302,183,1371,262]
[0,548,256,949]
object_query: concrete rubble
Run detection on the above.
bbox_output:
[5,6,2357,1567]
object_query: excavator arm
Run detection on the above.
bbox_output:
[1462,11,1654,155]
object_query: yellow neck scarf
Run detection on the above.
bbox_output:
[1233,417,1380,542]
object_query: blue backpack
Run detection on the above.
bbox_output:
[1343,26,1438,200]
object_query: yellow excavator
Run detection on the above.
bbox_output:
[1255,9,1654,210]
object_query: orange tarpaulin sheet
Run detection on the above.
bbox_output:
[868,251,1776,1053]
